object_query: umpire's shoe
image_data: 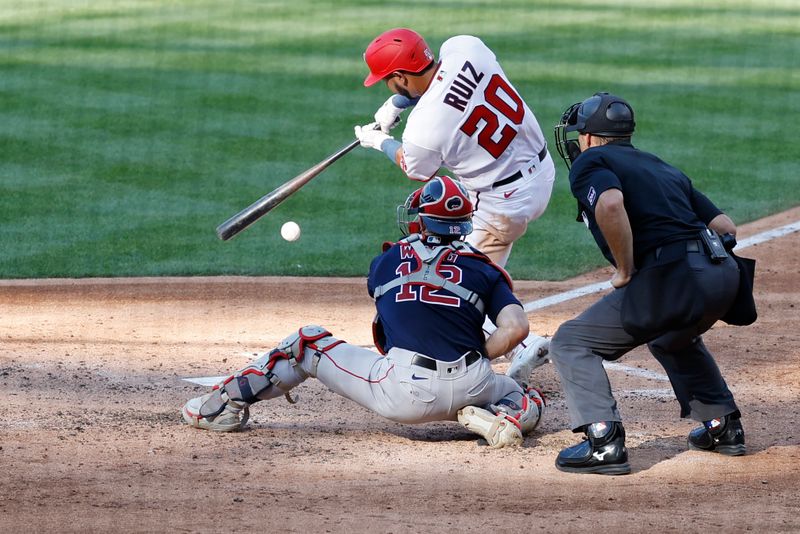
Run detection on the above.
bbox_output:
[688,414,746,456]
[556,421,631,475]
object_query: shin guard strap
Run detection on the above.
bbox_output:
[307,338,345,378]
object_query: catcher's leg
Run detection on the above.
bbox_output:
[457,379,546,448]
[182,326,340,432]
[505,335,550,388]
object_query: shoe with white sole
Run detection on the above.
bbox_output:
[556,421,631,475]
[457,406,523,448]
[182,391,250,432]
[506,336,550,388]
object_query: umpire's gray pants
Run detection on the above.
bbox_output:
[550,251,740,431]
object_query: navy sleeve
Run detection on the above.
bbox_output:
[485,272,522,324]
[366,254,383,298]
[689,186,723,224]
[569,152,622,215]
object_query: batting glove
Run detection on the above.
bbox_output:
[374,96,406,133]
[354,122,392,151]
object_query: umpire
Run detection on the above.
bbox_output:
[549,92,748,475]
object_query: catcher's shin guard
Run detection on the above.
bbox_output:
[223,325,341,400]
[458,387,547,446]
[495,387,546,435]
[182,326,341,431]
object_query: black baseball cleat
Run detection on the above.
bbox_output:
[688,415,746,456]
[556,421,631,475]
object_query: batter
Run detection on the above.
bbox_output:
[355,28,554,381]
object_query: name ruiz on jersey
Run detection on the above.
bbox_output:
[443,61,485,112]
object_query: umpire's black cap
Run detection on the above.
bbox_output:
[566,92,635,136]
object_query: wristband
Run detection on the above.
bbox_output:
[390,95,420,109]
[380,139,402,163]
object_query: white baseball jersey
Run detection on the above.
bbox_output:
[401,35,548,191]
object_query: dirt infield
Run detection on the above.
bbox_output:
[2,207,799,533]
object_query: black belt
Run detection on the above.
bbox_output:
[411,350,483,371]
[652,239,702,261]
[492,146,548,189]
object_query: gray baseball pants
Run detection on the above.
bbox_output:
[550,250,740,430]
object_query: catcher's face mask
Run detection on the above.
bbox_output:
[397,188,422,237]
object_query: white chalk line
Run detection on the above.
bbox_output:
[527,219,800,384]
[736,220,800,248]
[603,362,671,382]
[523,280,612,312]
[183,220,800,386]
[522,220,800,313]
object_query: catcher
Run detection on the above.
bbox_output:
[182,175,545,448]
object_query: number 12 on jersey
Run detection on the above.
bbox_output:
[394,262,463,307]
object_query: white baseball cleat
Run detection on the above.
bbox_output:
[506,336,550,388]
[182,392,249,432]
[457,406,524,448]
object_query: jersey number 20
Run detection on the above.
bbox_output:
[459,74,524,159]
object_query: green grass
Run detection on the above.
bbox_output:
[0,0,797,279]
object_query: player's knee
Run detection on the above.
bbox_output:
[274,325,332,359]
[276,325,341,377]
[647,336,697,355]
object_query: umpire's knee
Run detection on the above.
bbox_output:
[549,319,578,364]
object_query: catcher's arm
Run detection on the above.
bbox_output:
[484,304,529,360]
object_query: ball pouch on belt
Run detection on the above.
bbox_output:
[698,228,729,263]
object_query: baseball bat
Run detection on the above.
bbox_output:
[216,139,361,241]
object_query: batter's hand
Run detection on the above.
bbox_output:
[355,122,392,151]
[374,96,404,133]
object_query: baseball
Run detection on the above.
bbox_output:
[280,221,301,242]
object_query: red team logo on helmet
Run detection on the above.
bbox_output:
[398,176,473,237]
[363,28,434,86]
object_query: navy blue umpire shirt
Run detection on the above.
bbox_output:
[367,239,520,361]
[569,140,723,267]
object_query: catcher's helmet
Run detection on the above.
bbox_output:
[363,28,435,87]
[398,176,473,238]
[554,92,635,169]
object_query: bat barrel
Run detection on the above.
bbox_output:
[216,139,360,241]
[216,199,277,240]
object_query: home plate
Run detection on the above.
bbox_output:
[182,376,227,386]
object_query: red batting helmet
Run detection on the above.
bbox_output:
[398,176,473,237]
[363,28,435,87]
